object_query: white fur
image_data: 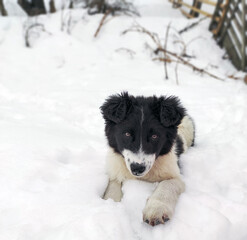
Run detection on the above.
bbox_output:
[103,116,194,225]
[178,115,194,151]
[142,178,185,222]
[103,180,123,202]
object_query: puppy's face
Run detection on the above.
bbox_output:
[101,92,185,177]
[113,108,172,177]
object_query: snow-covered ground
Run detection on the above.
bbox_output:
[0,0,247,239]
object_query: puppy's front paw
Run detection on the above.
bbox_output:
[103,190,122,202]
[142,198,171,226]
[102,180,123,202]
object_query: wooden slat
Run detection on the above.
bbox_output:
[220,3,228,9]
[223,32,242,69]
[218,0,241,43]
[211,0,230,35]
[228,25,242,55]
[190,0,202,17]
[208,0,246,71]
[209,0,226,32]
[232,3,243,22]
[180,8,194,18]
[179,1,213,17]
[215,16,221,22]
[241,0,246,71]
[234,6,243,26]
[197,0,217,6]
[233,17,242,34]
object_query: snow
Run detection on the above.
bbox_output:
[0,1,247,240]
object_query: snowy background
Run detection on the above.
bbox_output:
[0,0,247,239]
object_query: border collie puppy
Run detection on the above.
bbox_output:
[100,92,195,226]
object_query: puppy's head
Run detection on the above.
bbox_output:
[100,92,185,177]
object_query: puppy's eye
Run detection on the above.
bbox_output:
[125,132,131,137]
[151,134,158,139]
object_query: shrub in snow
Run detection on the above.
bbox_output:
[82,0,139,16]
[18,0,46,16]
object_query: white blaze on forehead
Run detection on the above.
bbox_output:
[122,148,156,176]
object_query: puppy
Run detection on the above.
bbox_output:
[100,92,195,226]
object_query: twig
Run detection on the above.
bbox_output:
[173,38,200,58]
[25,23,49,47]
[164,22,171,79]
[175,59,179,85]
[94,9,112,38]
[156,48,224,81]
[67,11,72,34]
[152,57,173,63]
[174,38,193,85]
[227,74,244,81]
[178,17,207,35]
[115,48,136,58]
[122,23,161,46]
[123,23,224,81]
[181,53,195,58]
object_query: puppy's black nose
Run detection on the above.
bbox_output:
[130,163,146,175]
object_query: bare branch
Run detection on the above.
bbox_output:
[164,22,171,79]
[178,17,207,35]
[123,23,224,81]
[156,47,224,81]
[60,8,75,34]
[152,57,173,63]
[122,23,161,47]
[227,74,245,81]
[175,60,179,85]
[115,48,136,58]
[94,9,112,38]
[24,23,51,48]
[25,23,43,47]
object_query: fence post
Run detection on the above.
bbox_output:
[242,0,246,71]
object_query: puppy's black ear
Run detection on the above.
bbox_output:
[100,92,132,123]
[157,96,186,127]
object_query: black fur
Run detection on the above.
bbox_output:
[159,96,186,127]
[175,135,184,169]
[100,92,132,124]
[100,92,186,159]
[190,118,196,147]
[175,135,184,157]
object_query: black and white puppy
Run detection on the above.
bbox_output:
[100,92,195,226]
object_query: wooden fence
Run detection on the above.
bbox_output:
[170,0,216,18]
[170,0,247,72]
[210,0,246,71]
